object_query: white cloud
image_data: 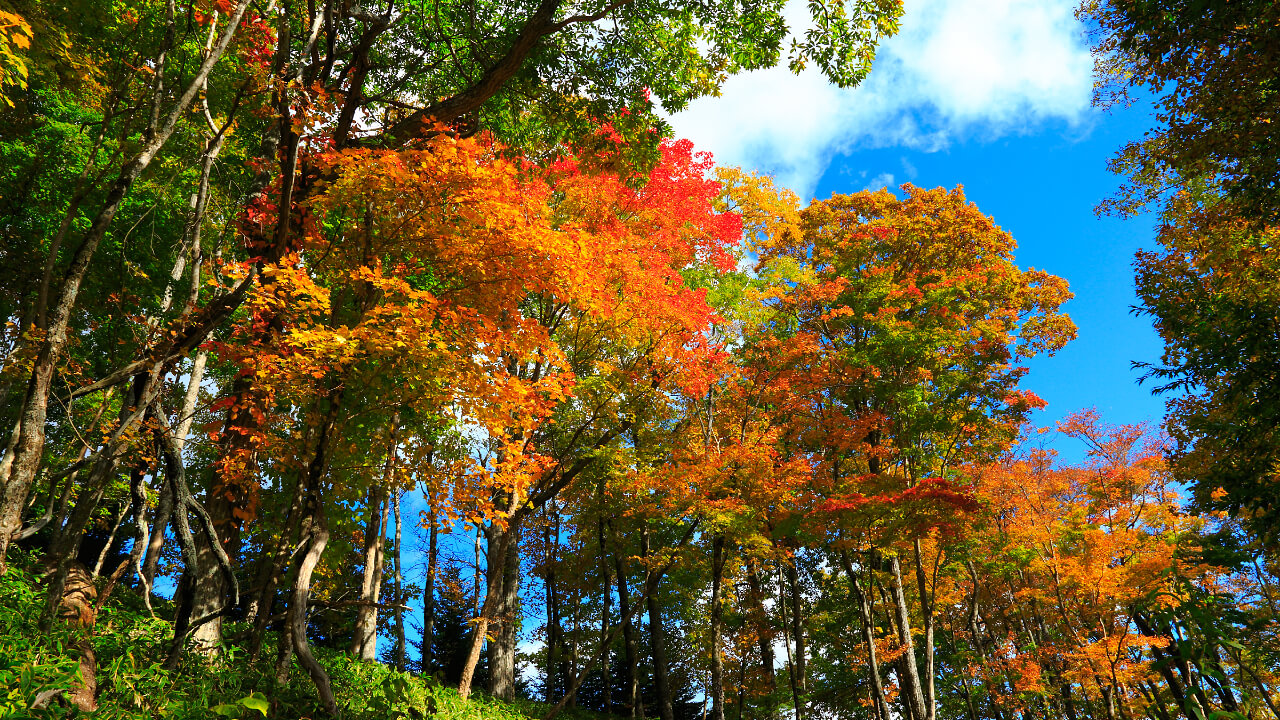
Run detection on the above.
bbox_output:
[664,0,1094,198]
[865,172,896,191]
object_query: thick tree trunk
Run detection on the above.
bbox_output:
[486,521,521,700]
[53,561,100,712]
[641,527,675,720]
[458,523,514,699]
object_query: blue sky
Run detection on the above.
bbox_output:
[666,0,1169,459]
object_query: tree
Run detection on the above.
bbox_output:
[1083,0,1280,221]
[1133,201,1280,544]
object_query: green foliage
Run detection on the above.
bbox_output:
[0,562,625,720]
[0,557,80,718]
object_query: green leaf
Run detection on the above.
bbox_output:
[239,693,271,715]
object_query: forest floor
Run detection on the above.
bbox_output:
[0,550,595,720]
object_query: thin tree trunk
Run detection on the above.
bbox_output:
[91,500,130,577]
[541,520,698,720]
[744,561,775,700]
[0,0,253,573]
[547,506,564,700]
[393,490,406,672]
[709,534,727,720]
[286,500,338,716]
[612,525,644,719]
[912,539,937,720]
[353,415,399,660]
[275,391,341,716]
[840,550,889,720]
[888,553,927,720]
[776,560,804,720]
[785,558,807,698]
[247,469,308,659]
[642,527,675,720]
[598,517,612,713]
[422,497,438,674]
[351,483,388,659]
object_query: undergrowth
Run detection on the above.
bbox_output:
[0,553,602,720]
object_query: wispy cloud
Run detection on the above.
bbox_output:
[665,0,1094,197]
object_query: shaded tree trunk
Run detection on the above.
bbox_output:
[612,526,644,719]
[744,560,776,701]
[709,534,727,720]
[598,517,612,713]
[0,0,253,571]
[642,527,674,720]
[422,490,438,674]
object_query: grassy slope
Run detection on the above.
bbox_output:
[0,554,594,720]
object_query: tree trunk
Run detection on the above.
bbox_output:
[912,540,937,720]
[613,528,644,719]
[888,554,927,720]
[422,490,438,674]
[351,483,388,660]
[393,490,406,671]
[458,518,516,699]
[598,517,612,713]
[274,391,341,716]
[286,499,338,716]
[487,521,521,700]
[709,534,727,720]
[0,0,254,572]
[547,507,564,700]
[642,527,675,720]
[784,559,806,696]
[353,415,400,660]
[840,550,889,720]
[744,561,776,700]
[776,561,804,720]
